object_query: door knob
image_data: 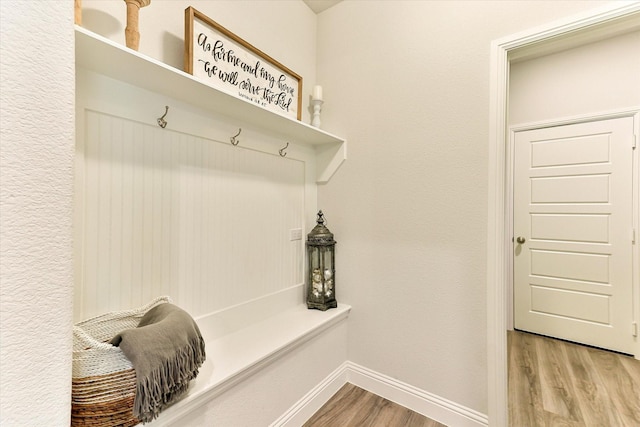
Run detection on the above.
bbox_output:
[516,236,526,244]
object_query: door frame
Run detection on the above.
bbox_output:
[486,3,640,425]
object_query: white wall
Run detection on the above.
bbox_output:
[315,0,615,415]
[0,1,75,426]
[509,30,640,124]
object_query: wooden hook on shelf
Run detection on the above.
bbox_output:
[157,105,169,128]
[230,128,242,146]
[279,142,289,157]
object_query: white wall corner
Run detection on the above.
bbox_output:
[269,361,350,427]
[273,361,489,427]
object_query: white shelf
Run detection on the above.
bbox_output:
[75,26,345,150]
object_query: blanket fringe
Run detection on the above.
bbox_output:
[134,335,206,423]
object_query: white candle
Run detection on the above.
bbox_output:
[312,85,323,101]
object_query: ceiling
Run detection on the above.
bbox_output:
[303,0,343,14]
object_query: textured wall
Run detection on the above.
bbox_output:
[315,0,613,414]
[0,1,75,425]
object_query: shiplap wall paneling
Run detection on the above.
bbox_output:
[76,110,305,321]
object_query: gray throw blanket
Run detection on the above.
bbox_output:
[110,303,206,423]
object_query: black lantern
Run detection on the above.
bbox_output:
[306,211,337,311]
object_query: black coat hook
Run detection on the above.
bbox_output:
[279,142,289,157]
[230,128,242,146]
[157,106,169,128]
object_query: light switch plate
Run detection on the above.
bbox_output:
[290,228,302,241]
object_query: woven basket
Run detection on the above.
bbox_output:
[72,296,171,427]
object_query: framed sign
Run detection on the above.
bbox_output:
[185,7,302,120]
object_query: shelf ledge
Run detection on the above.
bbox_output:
[74,26,345,147]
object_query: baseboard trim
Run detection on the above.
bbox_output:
[269,362,349,427]
[345,362,488,427]
[272,361,488,427]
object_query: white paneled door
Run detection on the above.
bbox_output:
[513,116,635,355]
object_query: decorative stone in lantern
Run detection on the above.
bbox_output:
[306,211,337,311]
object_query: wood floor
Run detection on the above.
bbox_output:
[303,383,446,427]
[302,332,639,427]
[508,330,640,426]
